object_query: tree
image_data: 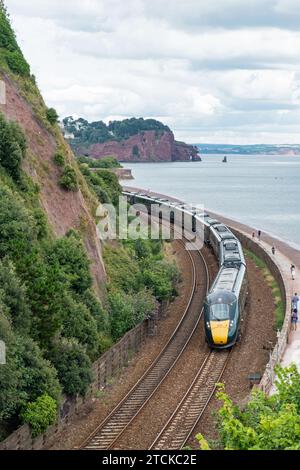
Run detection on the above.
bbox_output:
[21,394,57,437]
[59,165,78,191]
[0,185,36,260]
[49,339,92,397]
[0,113,27,181]
[46,108,58,125]
[46,233,92,294]
[0,258,31,333]
[61,294,99,359]
[198,365,300,450]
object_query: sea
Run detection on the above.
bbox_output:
[123,154,300,250]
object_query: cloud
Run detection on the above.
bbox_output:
[6,0,300,144]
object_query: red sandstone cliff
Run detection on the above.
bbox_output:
[0,74,106,290]
[75,130,200,162]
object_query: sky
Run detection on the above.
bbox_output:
[7,0,300,144]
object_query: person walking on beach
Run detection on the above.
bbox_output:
[252,232,255,239]
[258,230,261,241]
[272,246,276,255]
[291,308,298,331]
[291,264,296,280]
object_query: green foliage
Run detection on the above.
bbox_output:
[202,365,300,450]
[61,294,99,359]
[46,107,58,125]
[5,50,30,76]
[245,249,284,329]
[59,164,78,191]
[63,116,169,147]
[0,4,30,76]
[0,112,27,181]
[78,155,121,169]
[21,394,57,438]
[0,258,31,332]
[143,260,179,301]
[53,152,65,167]
[49,339,92,397]
[0,313,61,423]
[46,232,92,294]
[104,245,142,293]
[80,165,121,206]
[108,288,155,341]
[0,185,37,260]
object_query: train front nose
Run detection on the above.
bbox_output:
[210,320,230,346]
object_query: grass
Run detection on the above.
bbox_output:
[245,249,285,330]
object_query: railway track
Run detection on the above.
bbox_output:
[81,239,209,450]
[149,349,231,450]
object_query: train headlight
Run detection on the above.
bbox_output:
[206,322,211,329]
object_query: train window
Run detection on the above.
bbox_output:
[210,303,230,320]
[225,242,237,250]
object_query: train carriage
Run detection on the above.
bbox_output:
[123,189,248,349]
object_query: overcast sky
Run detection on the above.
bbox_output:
[7,0,300,144]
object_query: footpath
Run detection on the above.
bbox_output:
[210,212,300,371]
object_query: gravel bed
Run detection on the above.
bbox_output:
[188,254,277,449]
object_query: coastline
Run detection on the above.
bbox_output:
[123,184,300,262]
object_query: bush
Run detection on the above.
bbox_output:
[104,245,142,293]
[0,112,27,181]
[108,288,155,341]
[21,394,57,437]
[46,108,58,125]
[61,294,99,359]
[0,185,36,260]
[46,233,92,294]
[59,165,78,191]
[143,261,179,301]
[53,152,65,167]
[49,339,92,397]
[5,50,30,76]
[0,258,31,333]
[0,4,30,76]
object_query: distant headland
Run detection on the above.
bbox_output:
[196,143,300,155]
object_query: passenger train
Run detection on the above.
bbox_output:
[123,190,248,349]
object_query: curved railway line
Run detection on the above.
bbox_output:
[81,239,209,450]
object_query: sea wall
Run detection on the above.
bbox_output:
[228,229,290,394]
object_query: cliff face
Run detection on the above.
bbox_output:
[74,130,200,162]
[0,74,106,289]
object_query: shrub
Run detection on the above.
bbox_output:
[0,113,27,181]
[53,152,65,167]
[5,50,30,76]
[46,233,92,294]
[46,107,58,125]
[0,185,36,260]
[143,261,179,301]
[104,245,142,293]
[0,258,31,333]
[61,294,99,359]
[59,165,78,191]
[49,339,92,397]
[108,288,155,341]
[21,394,57,437]
[0,4,30,76]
